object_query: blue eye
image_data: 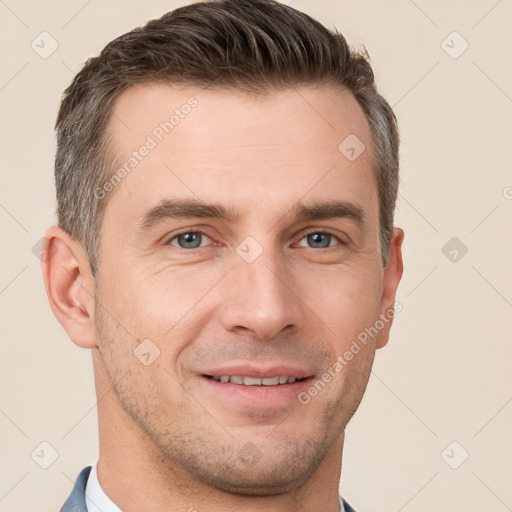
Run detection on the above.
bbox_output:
[169,231,211,249]
[297,231,342,249]
[166,229,343,251]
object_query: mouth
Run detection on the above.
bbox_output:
[199,367,314,409]
[202,374,309,386]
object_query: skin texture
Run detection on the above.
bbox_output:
[42,83,404,512]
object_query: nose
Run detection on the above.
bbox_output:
[219,245,304,340]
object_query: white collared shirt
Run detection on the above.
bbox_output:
[85,458,346,512]
[85,458,122,512]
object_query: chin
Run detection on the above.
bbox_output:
[193,464,313,496]
[163,437,327,496]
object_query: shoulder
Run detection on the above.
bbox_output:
[60,466,92,512]
[342,498,357,512]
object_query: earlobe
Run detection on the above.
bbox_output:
[41,225,98,349]
[375,227,404,349]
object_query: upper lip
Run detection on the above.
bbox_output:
[202,364,313,379]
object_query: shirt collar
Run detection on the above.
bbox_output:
[85,458,122,512]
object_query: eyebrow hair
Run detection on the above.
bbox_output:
[138,199,240,230]
[137,198,366,231]
[292,199,366,226]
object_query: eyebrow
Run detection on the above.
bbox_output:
[137,198,366,231]
[138,199,240,230]
[292,199,366,226]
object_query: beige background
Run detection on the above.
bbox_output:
[1,0,511,511]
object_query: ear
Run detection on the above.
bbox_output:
[375,227,404,349]
[40,225,98,349]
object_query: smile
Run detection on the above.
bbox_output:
[204,375,308,386]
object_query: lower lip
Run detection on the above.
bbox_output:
[200,376,314,408]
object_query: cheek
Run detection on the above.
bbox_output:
[102,268,220,360]
[100,248,383,351]
[95,295,187,407]
[300,265,382,346]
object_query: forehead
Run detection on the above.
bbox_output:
[104,82,377,227]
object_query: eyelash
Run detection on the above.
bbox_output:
[166,228,345,249]
[298,228,346,247]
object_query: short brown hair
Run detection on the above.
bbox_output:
[55,0,399,276]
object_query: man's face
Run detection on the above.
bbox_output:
[93,83,400,493]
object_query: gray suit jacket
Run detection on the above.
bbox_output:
[61,466,356,512]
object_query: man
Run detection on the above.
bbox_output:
[41,0,404,510]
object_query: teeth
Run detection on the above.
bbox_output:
[243,376,261,386]
[211,375,303,386]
